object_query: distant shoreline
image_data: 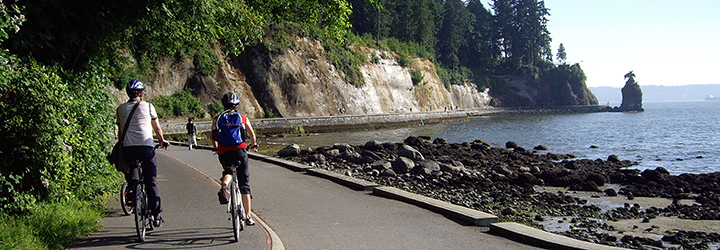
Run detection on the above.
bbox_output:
[162,105,612,136]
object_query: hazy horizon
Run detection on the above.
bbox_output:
[481,1,720,88]
[589,84,720,103]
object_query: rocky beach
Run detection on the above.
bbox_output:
[273,136,720,250]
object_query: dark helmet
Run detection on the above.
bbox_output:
[126,80,145,96]
[222,92,240,109]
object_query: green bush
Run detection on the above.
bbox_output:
[193,45,220,76]
[151,90,206,118]
[397,54,411,67]
[410,69,424,86]
[207,101,225,116]
[0,56,116,214]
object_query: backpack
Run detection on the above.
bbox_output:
[214,110,248,146]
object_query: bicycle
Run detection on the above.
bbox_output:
[227,163,246,242]
[133,166,153,242]
[120,182,134,215]
[132,141,168,242]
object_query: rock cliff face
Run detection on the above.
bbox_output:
[234,38,491,118]
[109,37,596,119]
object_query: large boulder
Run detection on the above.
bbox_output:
[277,144,301,157]
[412,160,441,176]
[392,157,415,174]
[371,160,392,171]
[398,144,425,161]
[363,140,383,151]
[333,143,354,153]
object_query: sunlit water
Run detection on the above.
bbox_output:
[264,101,720,175]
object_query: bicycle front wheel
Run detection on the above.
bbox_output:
[134,184,147,242]
[120,183,134,215]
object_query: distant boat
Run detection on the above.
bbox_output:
[706,95,720,101]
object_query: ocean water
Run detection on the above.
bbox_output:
[263,101,720,175]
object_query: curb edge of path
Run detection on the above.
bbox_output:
[183,142,628,250]
[244,149,631,250]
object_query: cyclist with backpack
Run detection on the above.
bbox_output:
[212,92,258,226]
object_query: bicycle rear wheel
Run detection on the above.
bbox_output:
[230,180,244,242]
[134,184,148,242]
[120,183,134,215]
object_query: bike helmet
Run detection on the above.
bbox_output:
[221,92,240,109]
[126,80,145,96]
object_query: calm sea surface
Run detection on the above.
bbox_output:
[263,101,720,175]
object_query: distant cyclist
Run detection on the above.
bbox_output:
[117,79,169,227]
[212,92,258,226]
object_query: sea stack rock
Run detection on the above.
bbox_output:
[614,71,644,112]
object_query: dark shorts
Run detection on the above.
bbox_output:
[218,148,251,195]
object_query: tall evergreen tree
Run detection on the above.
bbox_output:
[492,0,551,67]
[436,0,472,69]
[464,0,500,71]
[556,43,567,64]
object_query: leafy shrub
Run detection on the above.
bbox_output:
[0,55,116,214]
[151,90,205,118]
[263,22,303,53]
[410,69,424,86]
[207,101,225,116]
[397,54,411,67]
[193,45,220,76]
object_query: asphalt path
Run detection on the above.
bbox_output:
[72,148,270,250]
[74,146,542,249]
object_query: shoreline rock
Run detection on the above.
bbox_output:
[277,136,720,249]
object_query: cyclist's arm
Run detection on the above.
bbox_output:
[211,118,219,150]
[151,118,169,150]
[244,119,257,147]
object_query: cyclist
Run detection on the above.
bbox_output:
[212,92,258,226]
[117,79,169,227]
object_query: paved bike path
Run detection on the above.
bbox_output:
[158,147,542,250]
[72,147,270,249]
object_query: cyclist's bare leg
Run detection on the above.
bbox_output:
[242,194,251,215]
[221,174,232,189]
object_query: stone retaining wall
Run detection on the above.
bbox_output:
[161,105,611,135]
[161,109,485,135]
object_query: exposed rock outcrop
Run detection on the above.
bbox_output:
[613,71,644,112]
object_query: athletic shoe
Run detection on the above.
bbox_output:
[153,215,164,227]
[218,189,228,204]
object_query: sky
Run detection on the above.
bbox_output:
[481,0,720,87]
